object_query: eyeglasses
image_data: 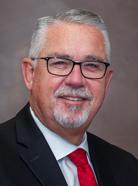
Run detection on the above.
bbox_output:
[31,57,110,79]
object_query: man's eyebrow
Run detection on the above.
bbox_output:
[47,52,71,59]
[46,53,106,62]
[84,55,106,62]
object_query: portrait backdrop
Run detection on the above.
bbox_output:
[0,0,138,157]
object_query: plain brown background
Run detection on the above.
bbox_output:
[0,0,138,157]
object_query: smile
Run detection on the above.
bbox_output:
[57,95,90,103]
[63,97,84,101]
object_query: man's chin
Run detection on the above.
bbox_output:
[53,108,90,129]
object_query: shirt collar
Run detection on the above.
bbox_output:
[30,107,89,161]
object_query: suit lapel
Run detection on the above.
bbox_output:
[87,133,117,186]
[16,105,68,186]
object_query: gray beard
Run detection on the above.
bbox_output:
[53,102,92,128]
[53,85,93,128]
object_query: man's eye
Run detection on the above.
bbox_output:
[83,62,101,71]
[49,60,68,69]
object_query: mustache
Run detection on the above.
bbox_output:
[54,86,92,100]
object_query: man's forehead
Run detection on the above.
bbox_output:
[40,22,107,60]
[43,22,105,47]
[46,21,102,35]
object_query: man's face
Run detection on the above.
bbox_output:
[23,22,112,136]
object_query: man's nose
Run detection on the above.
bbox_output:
[64,65,85,87]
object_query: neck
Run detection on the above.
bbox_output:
[59,129,85,145]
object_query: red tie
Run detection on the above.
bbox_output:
[68,148,98,186]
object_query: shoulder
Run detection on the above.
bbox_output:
[0,104,30,133]
[0,104,29,145]
[87,133,138,184]
[0,117,16,135]
[87,132,138,166]
[0,117,17,160]
[0,116,17,139]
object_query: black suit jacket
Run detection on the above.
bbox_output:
[0,104,138,186]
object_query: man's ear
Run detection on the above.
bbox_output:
[21,58,34,90]
[105,68,113,94]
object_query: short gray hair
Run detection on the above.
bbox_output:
[29,9,111,61]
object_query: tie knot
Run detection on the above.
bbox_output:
[68,148,87,166]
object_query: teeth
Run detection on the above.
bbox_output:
[64,97,83,101]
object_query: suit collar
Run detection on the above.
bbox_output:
[16,104,68,186]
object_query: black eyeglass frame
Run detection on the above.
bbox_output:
[31,57,110,79]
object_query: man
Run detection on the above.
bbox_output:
[0,9,137,186]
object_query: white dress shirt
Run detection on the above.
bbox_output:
[30,108,97,186]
